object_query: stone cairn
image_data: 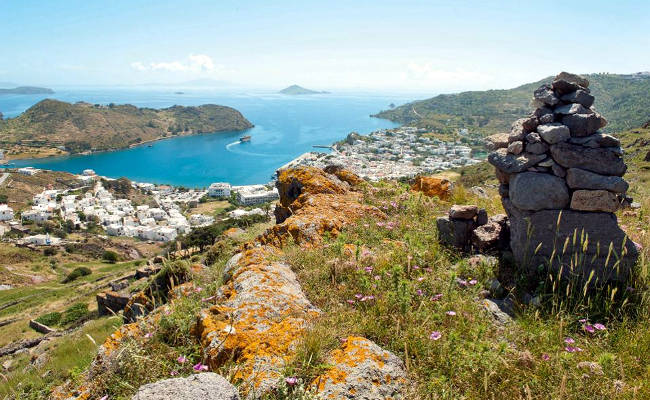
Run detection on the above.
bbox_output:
[436,205,509,253]
[487,72,638,283]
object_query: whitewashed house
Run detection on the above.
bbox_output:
[208,182,231,198]
[0,205,14,221]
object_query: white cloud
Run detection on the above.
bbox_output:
[130,54,220,73]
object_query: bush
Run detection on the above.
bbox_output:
[43,247,58,257]
[102,250,119,263]
[62,266,92,283]
[60,303,89,326]
[34,311,61,327]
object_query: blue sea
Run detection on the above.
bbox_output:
[0,88,407,187]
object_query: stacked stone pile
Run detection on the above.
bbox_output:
[487,72,638,282]
[436,205,509,252]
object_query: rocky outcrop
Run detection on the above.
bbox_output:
[411,176,451,199]
[312,336,407,399]
[489,72,638,283]
[437,206,509,252]
[132,373,240,400]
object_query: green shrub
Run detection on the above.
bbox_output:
[43,247,58,256]
[60,303,89,326]
[102,250,119,263]
[62,266,92,283]
[34,311,62,327]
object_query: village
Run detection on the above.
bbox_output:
[0,167,279,245]
[283,126,485,180]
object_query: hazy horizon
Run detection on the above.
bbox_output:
[2,0,649,93]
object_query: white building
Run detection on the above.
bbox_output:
[21,209,51,223]
[25,234,60,246]
[189,213,215,226]
[0,205,13,221]
[208,182,231,198]
[17,167,39,176]
[82,169,96,176]
[233,185,279,206]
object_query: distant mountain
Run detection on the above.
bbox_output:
[279,85,328,95]
[373,73,650,134]
[0,99,253,153]
[0,86,54,95]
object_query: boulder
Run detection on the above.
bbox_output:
[537,123,570,144]
[554,103,592,115]
[499,184,509,198]
[449,205,479,219]
[555,71,590,88]
[488,148,546,174]
[570,190,620,213]
[485,133,510,150]
[505,203,638,283]
[132,373,240,400]
[552,79,586,95]
[568,133,620,148]
[561,89,595,108]
[495,167,511,184]
[509,117,538,142]
[526,132,541,143]
[273,204,292,224]
[566,168,629,193]
[411,176,451,199]
[533,106,553,118]
[526,141,548,154]
[312,336,406,399]
[533,85,560,106]
[436,216,474,249]
[476,208,488,226]
[276,166,349,207]
[550,142,627,176]
[509,172,569,211]
[562,113,607,137]
[471,221,507,252]
[97,291,131,316]
[507,141,523,155]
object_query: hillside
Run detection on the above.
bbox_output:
[0,100,253,154]
[374,72,650,134]
[279,84,328,95]
[0,86,54,95]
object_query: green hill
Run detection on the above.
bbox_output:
[279,84,328,95]
[0,99,253,153]
[0,86,54,95]
[374,72,650,134]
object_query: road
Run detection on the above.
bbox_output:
[0,173,8,186]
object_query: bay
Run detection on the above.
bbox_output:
[0,88,404,187]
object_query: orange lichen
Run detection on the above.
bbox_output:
[411,176,451,199]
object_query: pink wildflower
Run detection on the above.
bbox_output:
[170,370,178,376]
[431,293,443,301]
[99,396,108,400]
[364,266,373,273]
[201,295,216,302]
[584,324,595,333]
[541,353,550,361]
[346,299,356,304]
[416,289,423,296]
[285,376,298,386]
[417,277,425,282]
[565,346,583,353]
[374,275,381,281]
[429,331,442,341]
[564,337,575,344]
[593,323,606,331]
[194,287,203,293]
[177,355,187,364]
[579,318,587,323]
[446,311,456,316]
[469,279,478,286]
[354,293,363,299]
[144,332,153,339]
[412,265,420,270]
[193,362,209,372]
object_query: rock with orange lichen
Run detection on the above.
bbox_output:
[194,248,320,397]
[123,291,153,323]
[323,164,365,186]
[257,192,385,247]
[312,336,407,399]
[411,176,451,199]
[276,166,351,207]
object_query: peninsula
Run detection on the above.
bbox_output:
[0,86,54,95]
[0,99,253,158]
[279,84,328,95]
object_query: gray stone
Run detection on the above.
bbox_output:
[566,168,629,193]
[561,89,595,108]
[488,149,546,174]
[509,172,569,211]
[554,103,592,115]
[132,373,240,400]
[495,167,511,184]
[507,141,524,155]
[552,163,567,178]
[485,133,510,150]
[533,106,553,118]
[562,113,607,137]
[552,79,587,95]
[509,117,539,142]
[568,133,620,148]
[555,72,590,88]
[471,220,508,252]
[533,85,560,106]
[526,141,549,154]
[476,208,488,225]
[550,142,627,176]
[526,132,541,143]
[504,201,638,283]
[498,184,509,198]
[314,337,406,399]
[537,123,570,144]
[481,298,514,325]
[571,190,620,213]
[539,113,555,124]
[437,216,474,249]
[449,204,479,219]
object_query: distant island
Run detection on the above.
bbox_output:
[373,72,650,134]
[279,85,329,95]
[0,99,253,158]
[0,86,54,95]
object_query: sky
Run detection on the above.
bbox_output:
[1,0,649,93]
